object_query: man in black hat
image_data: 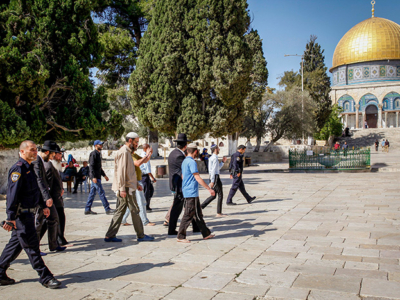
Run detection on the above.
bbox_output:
[167,134,200,235]
[34,140,66,253]
[226,145,256,205]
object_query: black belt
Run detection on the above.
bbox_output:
[142,174,150,177]
[19,208,37,213]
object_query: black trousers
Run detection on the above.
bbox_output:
[141,174,152,209]
[55,207,68,245]
[168,190,199,235]
[0,213,53,284]
[226,174,252,203]
[204,160,209,173]
[73,175,85,191]
[201,175,223,214]
[177,197,211,239]
[35,205,59,251]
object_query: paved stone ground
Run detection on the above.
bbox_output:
[1,158,400,299]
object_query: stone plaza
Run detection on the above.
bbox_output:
[1,149,400,300]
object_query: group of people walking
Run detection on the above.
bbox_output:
[0,132,256,288]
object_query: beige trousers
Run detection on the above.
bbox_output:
[105,188,144,239]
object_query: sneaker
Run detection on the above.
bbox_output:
[104,237,122,242]
[42,278,61,289]
[84,210,97,215]
[106,209,115,215]
[0,275,15,286]
[137,235,155,242]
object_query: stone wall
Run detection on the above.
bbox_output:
[0,149,20,194]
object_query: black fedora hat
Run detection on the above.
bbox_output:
[173,133,192,142]
[41,140,60,153]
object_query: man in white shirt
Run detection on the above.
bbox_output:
[201,144,227,217]
[140,143,157,211]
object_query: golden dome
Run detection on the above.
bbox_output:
[331,17,400,71]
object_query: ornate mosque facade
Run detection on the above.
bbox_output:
[330,3,400,129]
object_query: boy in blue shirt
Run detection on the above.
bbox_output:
[177,143,215,243]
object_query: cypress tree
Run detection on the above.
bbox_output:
[129,0,268,139]
[303,35,332,132]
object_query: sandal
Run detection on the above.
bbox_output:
[122,223,131,226]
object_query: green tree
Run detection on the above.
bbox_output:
[278,70,301,91]
[129,0,268,140]
[240,87,275,152]
[0,100,30,147]
[267,87,315,145]
[93,1,155,140]
[313,105,343,140]
[0,0,122,147]
[278,36,332,134]
[303,35,332,132]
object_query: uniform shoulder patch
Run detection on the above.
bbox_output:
[11,172,21,182]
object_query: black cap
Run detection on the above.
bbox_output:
[237,145,246,150]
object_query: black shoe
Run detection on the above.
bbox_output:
[106,209,115,215]
[51,246,66,252]
[42,278,61,289]
[226,202,237,206]
[146,207,152,212]
[72,190,77,194]
[0,275,15,286]
[168,230,178,235]
[85,210,97,215]
[248,196,256,204]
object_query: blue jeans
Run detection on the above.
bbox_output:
[85,179,111,212]
[122,183,149,225]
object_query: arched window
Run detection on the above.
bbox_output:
[338,95,354,112]
[395,99,400,109]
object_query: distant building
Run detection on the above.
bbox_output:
[330,4,400,129]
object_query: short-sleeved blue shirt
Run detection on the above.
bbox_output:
[182,156,199,198]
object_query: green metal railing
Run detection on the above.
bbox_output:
[289,148,371,170]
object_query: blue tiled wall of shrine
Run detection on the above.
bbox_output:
[332,60,400,86]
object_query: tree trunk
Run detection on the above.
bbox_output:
[228,132,238,156]
[148,129,158,158]
[168,137,175,148]
[254,136,261,152]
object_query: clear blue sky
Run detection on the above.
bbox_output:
[247,0,400,90]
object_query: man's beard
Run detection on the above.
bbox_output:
[43,153,50,162]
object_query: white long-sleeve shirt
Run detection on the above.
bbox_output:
[208,154,224,183]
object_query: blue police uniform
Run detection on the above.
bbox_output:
[0,158,54,284]
[226,151,253,204]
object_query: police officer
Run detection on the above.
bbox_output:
[226,145,256,205]
[0,140,61,288]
